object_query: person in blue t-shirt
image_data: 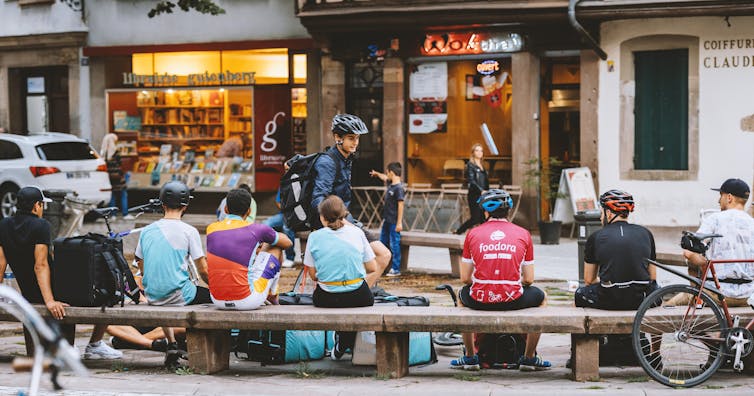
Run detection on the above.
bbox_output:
[369,162,405,277]
[304,195,379,361]
[136,181,209,368]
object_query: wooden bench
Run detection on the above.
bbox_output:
[1,304,604,379]
[399,231,464,277]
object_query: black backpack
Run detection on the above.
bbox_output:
[475,333,527,369]
[52,233,141,308]
[280,150,341,232]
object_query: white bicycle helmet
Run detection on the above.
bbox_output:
[331,113,369,136]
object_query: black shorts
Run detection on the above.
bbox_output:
[188,286,212,305]
[575,281,659,310]
[459,285,545,311]
[313,281,374,308]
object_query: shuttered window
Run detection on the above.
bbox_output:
[634,49,688,170]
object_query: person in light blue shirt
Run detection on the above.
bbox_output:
[304,195,380,360]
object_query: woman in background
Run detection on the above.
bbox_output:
[101,133,132,220]
[456,143,489,234]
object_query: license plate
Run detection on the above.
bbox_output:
[66,171,90,179]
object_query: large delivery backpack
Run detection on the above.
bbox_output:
[352,290,437,367]
[231,329,328,365]
[279,150,341,232]
[52,233,141,308]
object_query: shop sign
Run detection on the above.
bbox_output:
[476,60,500,75]
[421,32,523,56]
[254,86,292,192]
[122,71,256,87]
[702,38,754,69]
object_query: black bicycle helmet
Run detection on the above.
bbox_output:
[331,113,369,136]
[599,189,635,215]
[160,181,192,209]
[477,189,513,213]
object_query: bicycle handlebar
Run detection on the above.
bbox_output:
[127,199,163,214]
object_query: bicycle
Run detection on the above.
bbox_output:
[631,231,754,387]
[0,285,87,396]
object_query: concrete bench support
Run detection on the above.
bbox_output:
[570,334,599,381]
[187,329,231,374]
[376,332,409,378]
[399,245,461,277]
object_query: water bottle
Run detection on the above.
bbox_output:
[3,270,20,293]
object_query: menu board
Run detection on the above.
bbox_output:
[552,167,599,223]
[409,62,448,134]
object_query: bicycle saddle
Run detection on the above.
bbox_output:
[93,207,119,217]
[680,231,722,254]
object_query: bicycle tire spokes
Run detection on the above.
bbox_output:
[632,285,727,387]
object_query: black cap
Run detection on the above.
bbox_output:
[17,186,52,205]
[711,178,750,199]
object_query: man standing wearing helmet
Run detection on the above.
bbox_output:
[450,189,551,371]
[575,189,658,310]
[135,180,209,367]
[310,113,391,273]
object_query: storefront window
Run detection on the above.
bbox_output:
[293,53,307,84]
[407,59,512,186]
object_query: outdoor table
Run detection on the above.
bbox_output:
[351,186,385,229]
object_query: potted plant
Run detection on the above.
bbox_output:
[523,157,567,244]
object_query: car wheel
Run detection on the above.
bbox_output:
[0,184,19,219]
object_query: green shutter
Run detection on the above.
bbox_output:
[634,49,688,170]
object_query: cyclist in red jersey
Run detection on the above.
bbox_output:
[450,189,551,371]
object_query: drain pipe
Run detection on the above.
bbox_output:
[568,0,607,60]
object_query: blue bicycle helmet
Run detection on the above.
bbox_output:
[477,189,513,213]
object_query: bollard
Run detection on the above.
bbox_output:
[42,189,72,239]
[574,209,602,285]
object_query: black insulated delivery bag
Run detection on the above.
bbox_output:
[52,233,140,307]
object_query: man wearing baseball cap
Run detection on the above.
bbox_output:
[675,178,754,307]
[0,187,123,359]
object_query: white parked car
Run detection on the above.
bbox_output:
[0,132,111,218]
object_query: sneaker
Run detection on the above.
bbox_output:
[151,338,168,352]
[84,340,123,360]
[164,342,187,369]
[330,332,345,361]
[386,269,401,277]
[450,354,480,370]
[518,355,551,371]
[282,259,295,268]
[123,214,135,220]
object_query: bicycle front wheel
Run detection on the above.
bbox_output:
[631,285,728,388]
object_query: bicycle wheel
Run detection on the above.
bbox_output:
[632,285,728,388]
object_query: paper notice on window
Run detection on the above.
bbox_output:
[409,62,447,101]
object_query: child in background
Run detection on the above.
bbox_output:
[369,162,405,277]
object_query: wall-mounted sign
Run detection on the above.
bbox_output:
[122,71,256,87]
[254,85,292,192]
[409,62,448,134]
[421,32,523,56]
[476,60,500,75]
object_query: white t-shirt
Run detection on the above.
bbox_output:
[697,208,754,298]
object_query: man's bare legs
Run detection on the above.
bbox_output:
[367,241,391,287]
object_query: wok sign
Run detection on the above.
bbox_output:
[421,32,523,56]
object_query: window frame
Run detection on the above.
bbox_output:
[619,35,699,181]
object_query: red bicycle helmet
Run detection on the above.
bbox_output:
[599,189,635,215]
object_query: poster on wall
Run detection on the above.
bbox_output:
[254,86,292,192]
[409,62,448,134]
[552,167,599,224]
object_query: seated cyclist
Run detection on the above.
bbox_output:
[575,189,659,310]
[675,178,754,307]
[207,188,292,310]
[451,189,551,371]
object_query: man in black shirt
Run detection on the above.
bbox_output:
[575,189,658,310]
[0,187,122,359]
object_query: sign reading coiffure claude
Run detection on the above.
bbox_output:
[421,32,523,56]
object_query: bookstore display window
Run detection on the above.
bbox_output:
[107,87,256,192]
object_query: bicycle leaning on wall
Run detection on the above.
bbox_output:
[631,231,754,387]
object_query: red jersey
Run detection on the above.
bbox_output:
[462,218,534,303]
